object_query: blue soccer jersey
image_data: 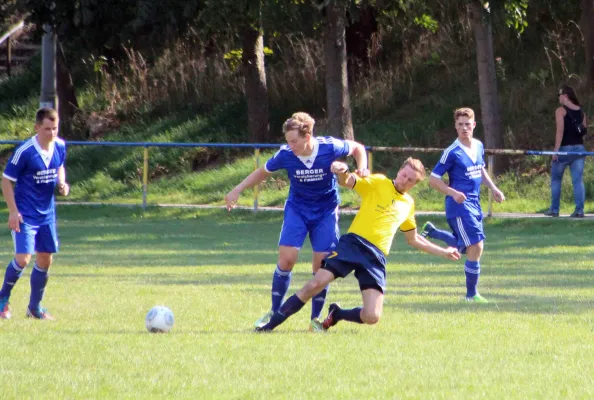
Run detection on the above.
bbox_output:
[3,136,67,225]
[431,138,484,217]
[265,136,350,210]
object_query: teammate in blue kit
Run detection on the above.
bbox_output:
[225,112,369,331]
[0,108,69,320]
[420,108,505,303]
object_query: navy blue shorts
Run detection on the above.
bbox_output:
[322,233,387,293]
[13,221,59,254]
[278,202,340,252]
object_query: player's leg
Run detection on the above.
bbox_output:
[308,206,340,322]
[0,224,35,319]
[547,156,568,216]
[27,223,58,320]
[256,269,337,332]
[568,156,585,217]
[452,215,487,302]
[421,221,458,248]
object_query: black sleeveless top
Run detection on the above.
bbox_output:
[561,106,584,146]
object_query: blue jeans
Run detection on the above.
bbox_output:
[549,144,586,214]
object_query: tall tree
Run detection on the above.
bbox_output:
[323,0,354,140]
[469,1,506,174]
[581,0,594,90]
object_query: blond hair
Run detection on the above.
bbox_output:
[282,112,315,137]
[454,107,475,121]
[401,157,426,181]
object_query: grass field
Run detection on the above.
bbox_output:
[0,207,593,399]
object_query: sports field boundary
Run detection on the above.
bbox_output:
[54,201,594,219]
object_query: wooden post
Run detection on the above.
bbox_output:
[142,147,149,209]
[367,150,373,172]
[487,155,494,217]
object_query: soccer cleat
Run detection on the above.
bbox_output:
[544,210,559,217]
[464,294,489,303]
[420,222,436,237]
[322,303,341,330]
[309,318,325,333]
[254,310,274,329]
[26,307,55,320]
[0,297,11,320]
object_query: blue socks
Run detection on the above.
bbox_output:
[29,264,49,311]
[464,260,480,297]
[261,294,305,330]
[336,307,363,324]
[311,272,329,320]
[427,227,458,248]
[271,266,292,312]
[0,259,24,299]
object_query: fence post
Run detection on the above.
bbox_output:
[142,147,149,209]
[487,155,494,217]
[367,150,373,172]
[253,148,260,211]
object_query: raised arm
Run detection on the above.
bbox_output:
[331,161,356,189]
[403,229,460,261]
[345,140,369,177]
[225,167,272,211]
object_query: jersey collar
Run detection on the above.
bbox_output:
[297,138,319,169]
[33,135,55,169]
[455,139,478,163]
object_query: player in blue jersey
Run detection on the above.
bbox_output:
[0,108,69,320]
[224,112,369,331]
[420,108,505,303]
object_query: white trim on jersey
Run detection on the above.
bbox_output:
[439,141,459,164]
[11,139,34,165]
[430,172,443,179]
[32,135,56,169]
[2,172,17,182]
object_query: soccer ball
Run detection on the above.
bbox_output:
[145,306,175,333]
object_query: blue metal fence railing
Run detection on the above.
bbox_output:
[1,139,593,213]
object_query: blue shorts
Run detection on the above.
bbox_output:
[447,214,485,250]
[278,202,339,252]
[12,222,59,254]
[322,233,387,293]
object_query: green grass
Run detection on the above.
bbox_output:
[0,207,592,399]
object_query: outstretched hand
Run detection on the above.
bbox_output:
[225,189,240,211]
[443,247,461,261]
[330,161,349,174]
[355,168,370,177]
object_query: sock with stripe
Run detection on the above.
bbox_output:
[29,264,49,311]
[464,260,480,297]
[271,266,292,313]
[260,294,305,330]
[0,259,24,300]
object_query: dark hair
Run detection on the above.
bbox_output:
[35,108,59,124]
[559,86,581,106]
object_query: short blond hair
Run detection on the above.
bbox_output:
[401,157,426,181]
[282,112,315,137]
[454,107,475,121]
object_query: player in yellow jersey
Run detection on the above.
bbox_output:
[255,157,461,332]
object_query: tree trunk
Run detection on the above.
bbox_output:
[56,44,79,138]
[324,0,354,140]
[581,0,594,90]
[469,1,507,174]
[242,26,270,143]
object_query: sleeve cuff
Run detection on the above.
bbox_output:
[430,172,442,179]
[2,173,16,182]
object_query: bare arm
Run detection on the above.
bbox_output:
[1,177,23,232]
[481,168,505,202]
[225,167,272,210]
[403,229,460,261]
[345,140,369,177]
[331,161,356,188]
[553,107,565,161]
[429,175,466,204]
[57,165,70,196]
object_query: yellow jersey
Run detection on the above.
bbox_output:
[347,174,417,255]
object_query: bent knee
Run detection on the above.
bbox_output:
[361,311,381,325]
